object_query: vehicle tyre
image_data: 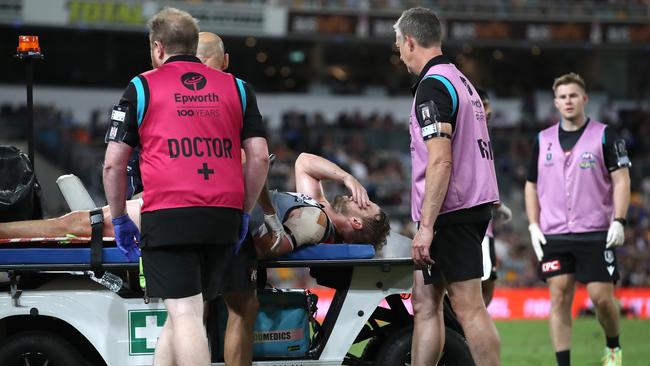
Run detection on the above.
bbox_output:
[0,331,84,366]
[374,326,475,366]
[439,327,475,366]
[374,325,411,366]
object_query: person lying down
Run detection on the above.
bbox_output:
[0,153,390,259]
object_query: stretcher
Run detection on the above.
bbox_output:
[0,237,403,271]
[0,173,410,271]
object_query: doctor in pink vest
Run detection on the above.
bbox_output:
[103,9,269,366]
[525,73,630,366]
[394,8,500,366]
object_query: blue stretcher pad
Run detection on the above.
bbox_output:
[0,243,375,267]
[279,243,375,260]
[0,247,138,265]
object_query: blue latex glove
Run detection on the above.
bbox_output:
[112,214,141,261]
[234,212,250,254]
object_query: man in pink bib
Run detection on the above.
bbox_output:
[394,7,501,366]
[525,73,631,366]
[103,9,269,366]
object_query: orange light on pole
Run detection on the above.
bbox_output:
[14,34,44,168]
[17,35,41,54]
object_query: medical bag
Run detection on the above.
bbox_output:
[213,289,317,360]
[0,146,43,222]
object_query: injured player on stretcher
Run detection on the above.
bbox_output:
[0,153,390,259]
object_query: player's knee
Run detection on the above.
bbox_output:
[549,290,572,307]
[411,295,440,319]
[590,294,614,310]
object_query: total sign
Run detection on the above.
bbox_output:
[128,310,167,355]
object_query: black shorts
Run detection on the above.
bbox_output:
[222,237,257,294]
[423,221,488,284]
[142,243,235,301]
[538,232,619,283]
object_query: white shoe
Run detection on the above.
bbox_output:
[601,347,622,366]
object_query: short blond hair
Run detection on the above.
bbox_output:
[552,73,586,94]
[147,7,199,55]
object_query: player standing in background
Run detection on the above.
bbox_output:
[525,73,630,366]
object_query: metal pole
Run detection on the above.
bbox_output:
[25,58,34,169]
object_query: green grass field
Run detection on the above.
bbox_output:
[349,319,650,365]
[498,319,650,365]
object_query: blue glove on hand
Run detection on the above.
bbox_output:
[112,214,141,261]
[234,212,250,254]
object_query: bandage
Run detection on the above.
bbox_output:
[284,207,328,248]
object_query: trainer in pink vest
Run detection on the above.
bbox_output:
[537,120,613,234]
[410,63,499,222]
[138,60,245,213]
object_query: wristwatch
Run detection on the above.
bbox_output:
[614,218,627,226]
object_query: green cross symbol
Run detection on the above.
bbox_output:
[129,310,167,355]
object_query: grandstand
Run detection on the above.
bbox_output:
[0,0,649,364]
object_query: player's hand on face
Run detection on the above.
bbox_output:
[343,174,369,209]
[411,226,435,267]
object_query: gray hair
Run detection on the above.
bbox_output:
[147,7,199,55]
[393,7,442,48]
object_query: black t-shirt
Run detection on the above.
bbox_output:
[411,55,491,226]
[412,55,457,130]
[527,119,624,183]
[110,55,267,246]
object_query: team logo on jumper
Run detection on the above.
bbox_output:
[181,72,206,91]
[604,250,614,264]
[286,192,321,207]
[579,152,597,169]
[544,143,553,166]
[541,260,561,273]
